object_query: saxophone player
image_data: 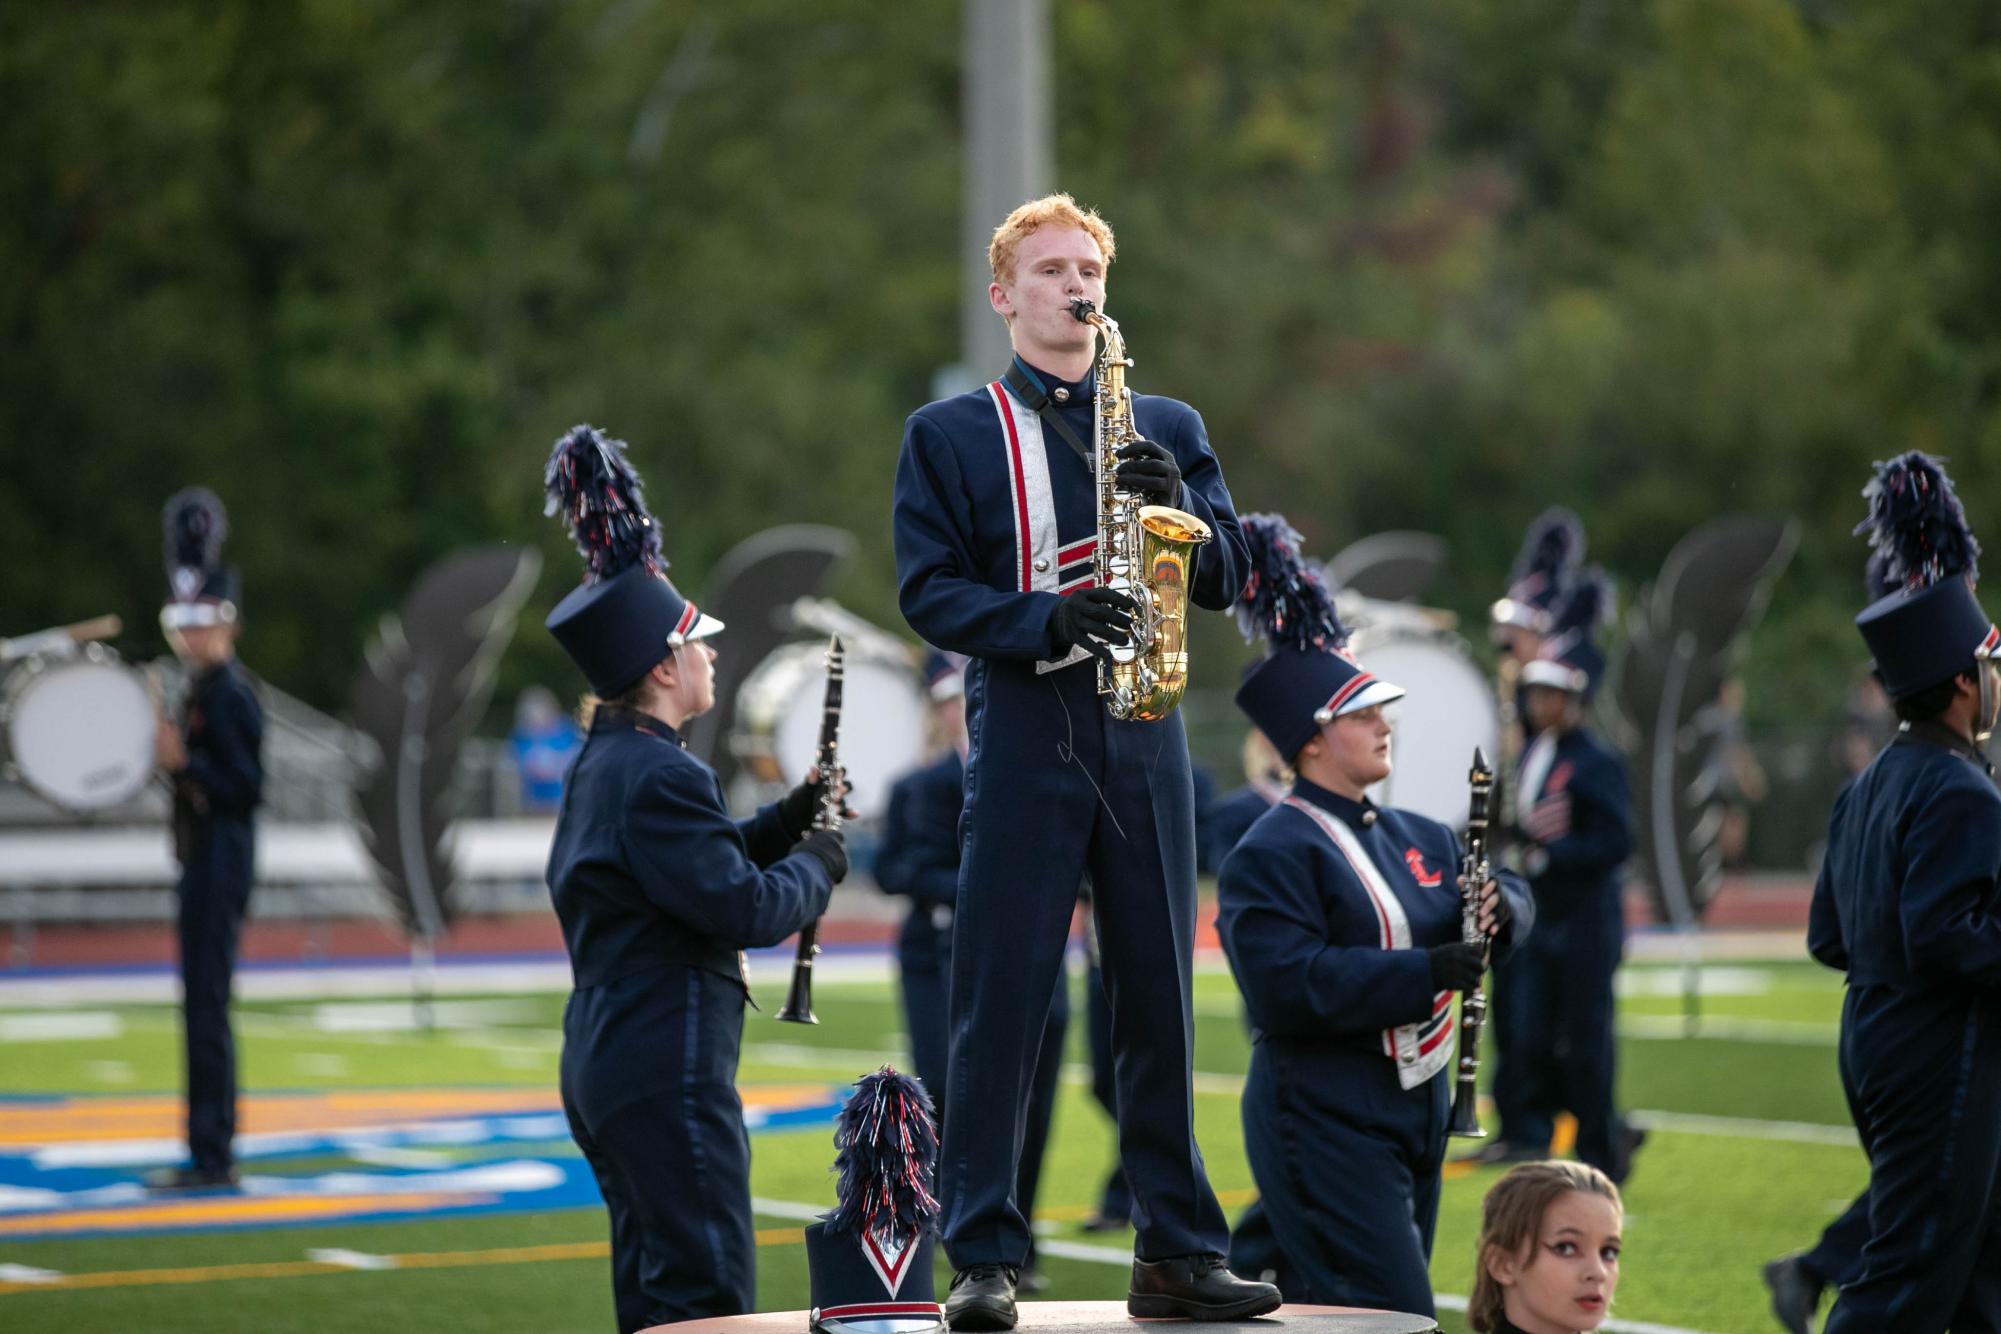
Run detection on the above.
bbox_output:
[1217,515,1534,1319]
[892,194,1267,1329]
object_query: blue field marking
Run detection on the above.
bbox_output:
[0,1086,845,1240]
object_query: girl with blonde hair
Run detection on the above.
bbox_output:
[1470,1161,1622,1334]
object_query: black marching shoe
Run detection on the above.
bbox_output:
[1760,1254,1821,1334]
[1128,1254,1282,1320]
[1460,1138,1542,1168]
[143,1164,240,1192]
[945,1263,1019,1331]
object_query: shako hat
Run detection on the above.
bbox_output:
[1232,513,1404,761]
[160,487,240,630]
[921,650,966,702]
[1853,451,1996,698]
[1520,568,1614,697]
[1491,507,1585,635]
[543,424,722,697]
[803,1066,944,1334]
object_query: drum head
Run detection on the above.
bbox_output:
[733,642,926,822]
[5,656,156,811]
[1352,633,1500,831]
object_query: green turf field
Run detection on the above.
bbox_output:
[0,956,1852,1334]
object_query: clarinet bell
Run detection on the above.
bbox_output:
[774,968,817,1025]
[1447,1087,1487,1139]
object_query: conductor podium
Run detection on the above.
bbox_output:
[645,1302,1439,1334]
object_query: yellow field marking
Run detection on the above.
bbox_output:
[0,1228,810,1296]
[0,1192,477,1238]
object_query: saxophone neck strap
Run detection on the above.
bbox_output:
[1001,361,1093,466]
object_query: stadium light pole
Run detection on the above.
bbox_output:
[939,0,1052,399]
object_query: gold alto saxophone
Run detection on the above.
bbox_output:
[1070,298,1213,722]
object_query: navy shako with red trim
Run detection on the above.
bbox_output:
[1491,507,1585,635]
[1234,644,1405,763]
[160,487,241,630]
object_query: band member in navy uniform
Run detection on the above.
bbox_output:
[1478,507,1586,1167]
[1811,452,2001,1334]
[148,488,263,1192]
[893,193,1273,1328]
[1201,730,1290,876]
[1509,570,1638,1184]
[1217,514,1533,1317]
[541,426,846,1332]
[872,651,1069,1289]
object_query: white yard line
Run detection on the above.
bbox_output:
[1627,1109,1858,1148]
[1619,1014,1838,1046]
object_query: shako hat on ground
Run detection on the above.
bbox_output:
[160,487,240,630]
[1232,513,1405,761]
[543,424,722,697]
[1852,451,1996,700]
[803,1066,944,1334]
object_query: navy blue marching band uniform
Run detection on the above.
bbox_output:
[157,488,263,1187]
[541,426,840,1332]
[1483,508,1585,1162]
[1215,531,1534,1318]
[1809,453,2001,1334]
[871,657,1070,1268]
[893,352,1249,1281]
[1506,576,1636,1183]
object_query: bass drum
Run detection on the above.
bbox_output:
[2,647,156,813]
[731,640,926,823]
[1347,624,1500,832]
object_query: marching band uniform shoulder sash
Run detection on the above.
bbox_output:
[1218,779,1531,1088]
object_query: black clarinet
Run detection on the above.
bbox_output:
[1448,746,1497,1138]
[776,634,844,1025]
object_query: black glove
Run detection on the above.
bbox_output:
[797,828,848,884]
[778,772,829,839]
[1427,941,1486,992]
[1114,440,1181,504]
[1049,587,1138,663]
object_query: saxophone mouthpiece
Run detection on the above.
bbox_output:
[1069,297,1098,323]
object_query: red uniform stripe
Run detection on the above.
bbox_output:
[1058,536,1097,563]
[674,602,699,638]
[990,382,1034,592]
[817,1304,944,1320]
[1322,671,1376,717]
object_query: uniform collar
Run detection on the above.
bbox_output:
[1289,776,1382,829]
[593,705,686,749]
[1896,718,1993,774]
[1008,355,1094,409]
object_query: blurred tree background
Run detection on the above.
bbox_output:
[7,0,2001,857]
